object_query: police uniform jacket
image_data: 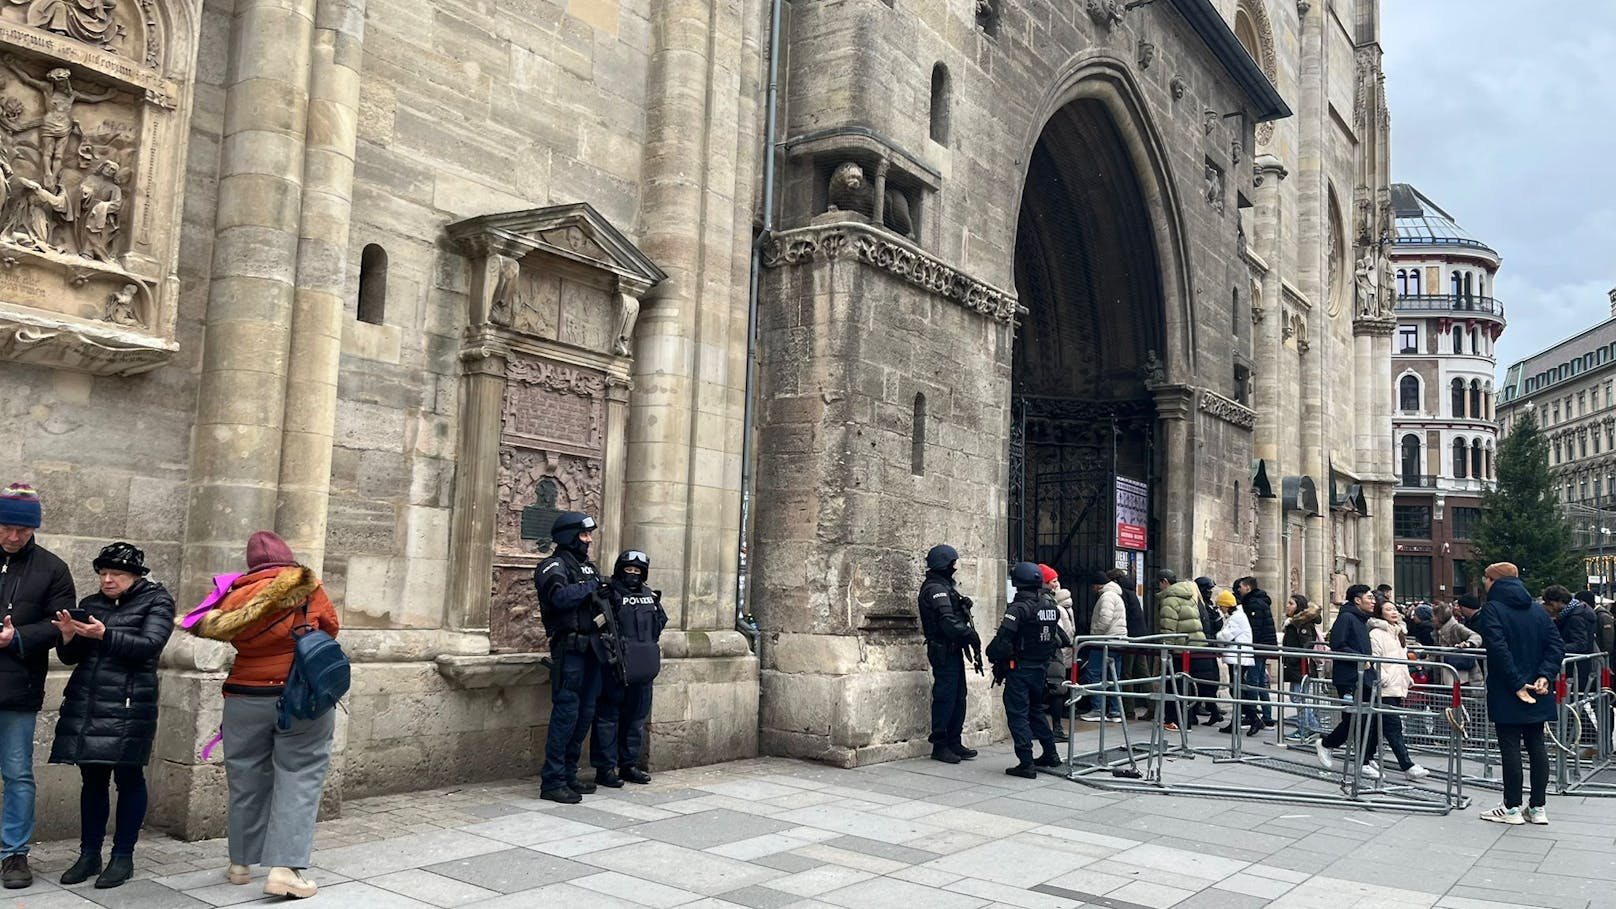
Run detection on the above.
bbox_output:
[986,589,1063,667]
[919,569,978,657]
[607,578,668,685]
[534,548,603,644]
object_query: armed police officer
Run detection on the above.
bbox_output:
[533,512,608,804]
[590,550,668,789]
[987,561,1068,778]
[919,544,981,765]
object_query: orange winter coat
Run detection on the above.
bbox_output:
[192,566,340,694]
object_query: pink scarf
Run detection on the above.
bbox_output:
[180,572,244,630]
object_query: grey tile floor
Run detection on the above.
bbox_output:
[9,728,1613,908]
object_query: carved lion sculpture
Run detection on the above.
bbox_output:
[882,186,915,239]
[827,161,873,217]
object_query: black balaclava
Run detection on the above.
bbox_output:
[614,550,650,591]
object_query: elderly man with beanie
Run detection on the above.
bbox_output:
[987,562,1067,777]
[590,550,667,787]
[0,483,75,889]
[534,512,610,803]
[918,545,981,763]
[189,531,340,899]
[50,543,175,889]
[1432,601,1484,685]
[1079,570,1128,722]
[1476,562,1564,825]
[1316,584,1382,778]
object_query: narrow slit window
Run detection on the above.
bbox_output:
[911,393,927,475]
[357,243,388,325]
[929,64,950,145]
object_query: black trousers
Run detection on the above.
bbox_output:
[79,764,147,857]
[928,650,967,745]
[1322,682,1379,759]
[1496,721,1549,810]
[1380,696,1415,771]
[592,677,654,770]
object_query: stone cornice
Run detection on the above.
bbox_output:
[763,222,1021,323]
[1199,389,1257,430]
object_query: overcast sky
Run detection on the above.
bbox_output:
[1380,2,1616,377]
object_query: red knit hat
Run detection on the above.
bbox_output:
[1038,564,1059,585]
[246,530,297,572]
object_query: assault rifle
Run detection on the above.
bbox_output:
[590,583,629,686]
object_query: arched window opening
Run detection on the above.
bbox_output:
[1469,379,1481,417]
[1464,272,1474,301]
[1471,439,1483,479]
[1451,326,1463,354]
[911,392,927,475]
[1451,378,1465,417]
[1470,327,1479,355]
[1400,434,1422,483]
[1399,375,1420,412]
[357,243,388,325]
[1452,438,1468,479]
[1395,270,1407,296]
[1410,270,1421,295]
[929,63,951,145]
[1451,271,1462,298]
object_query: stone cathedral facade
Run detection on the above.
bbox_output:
[0,0,1393,836]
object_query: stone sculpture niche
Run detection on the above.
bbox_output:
[783,128,940,244]
[825,161,915,239]
[0,0,199,375]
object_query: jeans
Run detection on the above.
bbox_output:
[222,696,335,869]
[927,649,967,745]
[1287,682,1323,734]
[1379,696,1415,771]
[0,710,37,858]
[1003,664,1054,763]
[542,647,602,790]
[1244,662,1273,723]
[592,678,653,770]
[1496,721,1549,810]
[1081,652,1123,718]
[79,764,147,856]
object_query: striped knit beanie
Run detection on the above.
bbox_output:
[0,483,42,528]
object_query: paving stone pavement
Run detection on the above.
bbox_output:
[9,735,1614,909]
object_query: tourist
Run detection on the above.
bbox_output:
[189,531,340,898]
[1408,603,1437,648]
[1214,590,1260,736]
[49,543,175,889]
[1453,593,1484,633]
[986,562,1065,777]
[590,550,668,787]
[533,512,607,803]
[1476,562,1564,825]
[1111,569,1151,719]
[0,483,75,890]
[1080,571,1127,722]
[1432,602,1484,686]
[1155,571,1209,732]
[1316,584,1381,778]
[1542,584,1598,689]
[1234,577,1276,729]
[1043,565,1075,737]
[917,544,980,764]
[1368,599,1429,780]
[1280,594,1326,741]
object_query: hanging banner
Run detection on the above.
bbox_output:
[1115,476,1148,551]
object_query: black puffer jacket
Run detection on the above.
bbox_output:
[0,539,75,711]
[49,579,175,766]
[1241,587,1278,647]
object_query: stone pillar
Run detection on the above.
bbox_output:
[1152,385,1197,574]
[276,0,368,572]
[1251,155,1288,588]
[181,0,318,607]
[602,375,632,563]
[446,345,507,632]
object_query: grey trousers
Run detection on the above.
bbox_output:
[222,697,334,869]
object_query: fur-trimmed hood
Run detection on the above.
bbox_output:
[192,566,318,642]
[1286,603,1322,628]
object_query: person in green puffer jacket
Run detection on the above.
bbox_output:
[1155,572,1222,729]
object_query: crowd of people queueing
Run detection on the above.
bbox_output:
[917,545,1590,827]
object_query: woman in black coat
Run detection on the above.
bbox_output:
[48,543,175,889]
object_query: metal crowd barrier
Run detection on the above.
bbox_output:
[1055,636,1471,815]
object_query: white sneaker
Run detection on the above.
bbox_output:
[1080,713,1105,723]
[1106,715,1124,724]
[1480,805,1525,825]
[1524,806,1549,825]
[1404,764,1430,780]
[1315,741,1333,771]
[1360,761,1381,779]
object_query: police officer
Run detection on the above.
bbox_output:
[533,511,606,803]
[590,550,668,788]
[986,561,1066,778]
[918,544,981,764]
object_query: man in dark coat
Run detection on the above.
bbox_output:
[533,511,606,804]
[1542,584,1598,686]
[1235,577,1276,727]
[919,544,980,764]
[1316,584,1380,778]
[1476,563,1564,825]
[0,483,74,889]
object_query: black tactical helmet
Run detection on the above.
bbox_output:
[614,549,650,584]
[93,541,149,576]
[551,511,597,547]
[1010,561,1043,591]
[925,544,959,572]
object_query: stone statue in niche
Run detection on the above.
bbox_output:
[612,291,639,357]
[826,161,916,239]
[1141,349,1166,387]
[103,281,136,326]
[1354,251,1378,318]
[7,0,120,45]
[488,253,521,325]
[1136,39,1156,70]
[1203,163,1224,214]
[1,56,116,183]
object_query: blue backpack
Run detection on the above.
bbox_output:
[277,604,351,730]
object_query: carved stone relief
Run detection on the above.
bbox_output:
[0,0,195,375]
[1085,0,1124,29]
[1203,161,1225,215]
[1236,0,1278,146]
[1136,38,1155,70]
[1170,75,1187,100]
